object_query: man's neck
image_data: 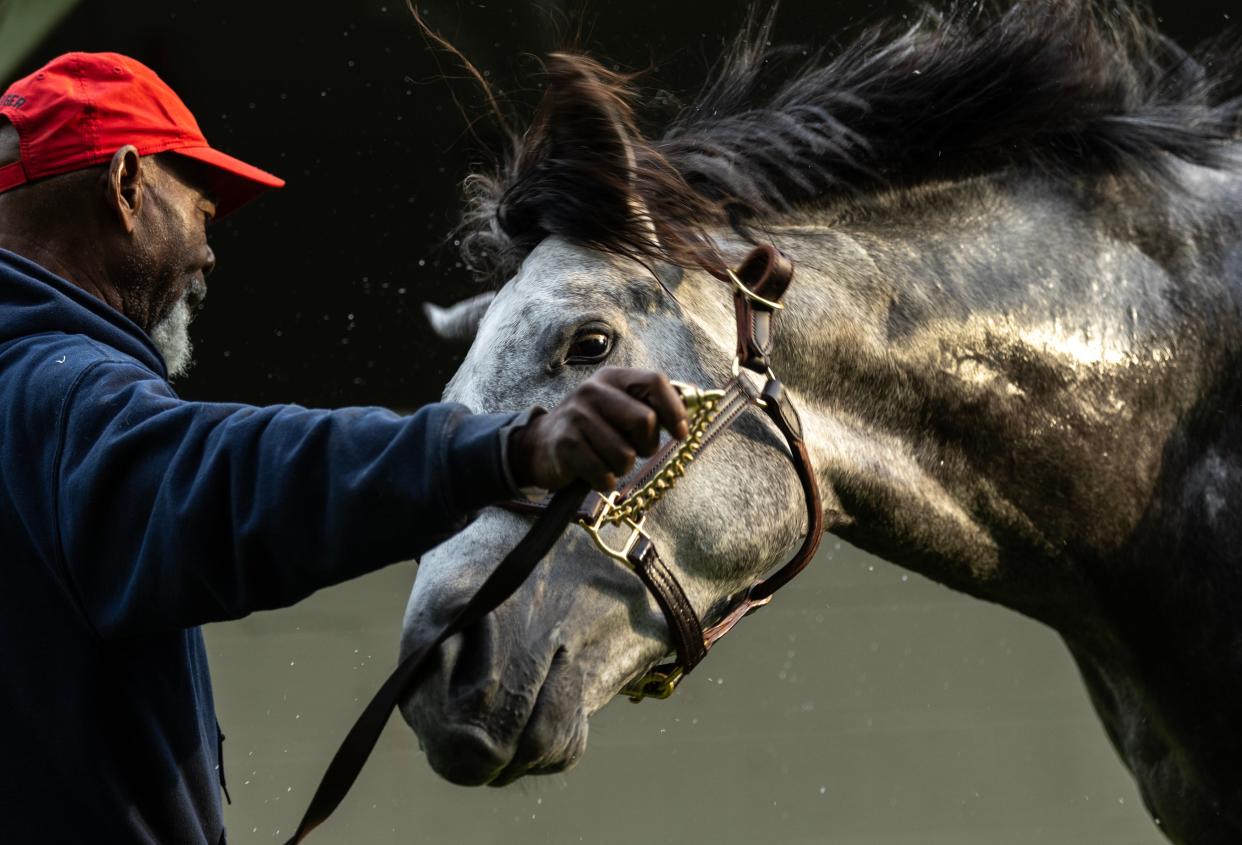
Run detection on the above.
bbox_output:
[0,228,123,313]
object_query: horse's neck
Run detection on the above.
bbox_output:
[705,170,1242,827]
[695,172,1241,625]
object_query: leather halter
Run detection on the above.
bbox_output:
[499,245,823,699]
[285,245,825,843]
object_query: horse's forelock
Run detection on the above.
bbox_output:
[457,53,737,285]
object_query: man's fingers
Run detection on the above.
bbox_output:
[535,368,694,491]
[558,436,618,493]
[578,408,639,478]
[585,382,662,456]
[597,367,689,442]
[625,371,689,441]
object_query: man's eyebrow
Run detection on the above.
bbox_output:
[157,153,216,203]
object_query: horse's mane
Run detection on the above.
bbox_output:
[452,0,1242,282]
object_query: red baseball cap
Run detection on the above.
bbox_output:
[0,51,284,218]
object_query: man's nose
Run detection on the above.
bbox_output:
[203,246,216,278]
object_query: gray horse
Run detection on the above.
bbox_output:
[400,3,1242,841]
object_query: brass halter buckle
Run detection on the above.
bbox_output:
[727,268,785,310]
[621,664,684,702]
[579,493,647,564]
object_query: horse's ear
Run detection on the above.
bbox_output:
[423,291,495,343]
[539,54,640,183]
[501,54,656,248]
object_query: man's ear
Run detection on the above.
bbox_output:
[105,145,143,233]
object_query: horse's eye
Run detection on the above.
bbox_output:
[565,330,612,364]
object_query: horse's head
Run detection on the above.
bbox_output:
[396,47,845,784]
[400,231,819,784]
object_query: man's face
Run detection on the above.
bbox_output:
[119,155,217,377]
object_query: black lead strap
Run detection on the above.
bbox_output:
[284,481,590,844]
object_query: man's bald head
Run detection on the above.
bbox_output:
[0,118,217,377]
[0,118,104,207]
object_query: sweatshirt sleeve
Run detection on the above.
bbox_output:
[51,358,520,638]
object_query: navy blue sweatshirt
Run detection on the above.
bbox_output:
[0,249,519,843]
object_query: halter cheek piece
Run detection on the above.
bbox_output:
[286,246,825,843]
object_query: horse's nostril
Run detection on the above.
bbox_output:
[447,614,502,711]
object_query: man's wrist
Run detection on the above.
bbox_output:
[499,406,547,499]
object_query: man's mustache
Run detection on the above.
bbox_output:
[186,276,207,314]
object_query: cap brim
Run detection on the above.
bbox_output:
[167,145,285,218]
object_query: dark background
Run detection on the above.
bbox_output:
[10,0,1235,408]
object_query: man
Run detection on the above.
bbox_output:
[0,52,687,843]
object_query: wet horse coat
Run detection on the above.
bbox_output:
[400,3,1242,841]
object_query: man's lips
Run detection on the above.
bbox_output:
[186,275,208,312]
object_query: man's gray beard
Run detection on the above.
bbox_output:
[150,296,196,380]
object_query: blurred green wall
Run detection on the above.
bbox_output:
[0,0,80,82]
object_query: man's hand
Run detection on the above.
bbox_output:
[509,367,690,493]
